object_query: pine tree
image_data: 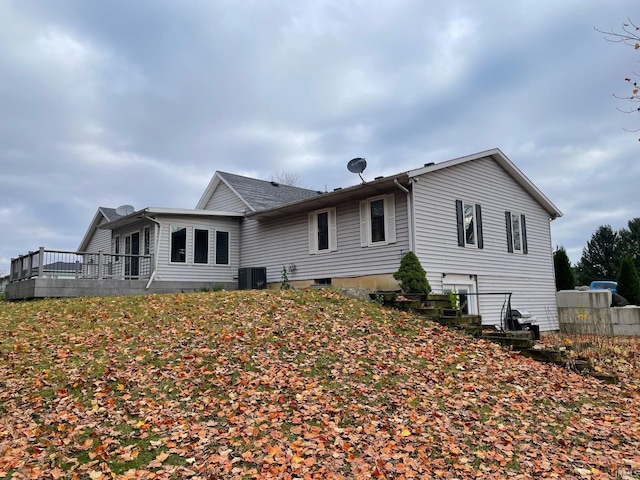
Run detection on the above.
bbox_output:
[617,256,640,305]
[575,225,621,285]
[619,217,640,273]
[393,252,431,295]
[553,246,576,291]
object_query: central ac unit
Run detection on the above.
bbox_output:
[238,267,267,290]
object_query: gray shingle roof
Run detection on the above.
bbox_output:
[217,172,323,211]
[99,207,124,222]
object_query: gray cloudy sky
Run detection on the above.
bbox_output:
[1,0,639,276]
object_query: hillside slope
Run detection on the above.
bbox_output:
[1,289,639,479]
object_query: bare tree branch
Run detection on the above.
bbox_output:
[595,18,640,44]
[270,170,307,188]
[596,18,640,140]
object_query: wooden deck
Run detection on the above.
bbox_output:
[6,248,241,300]
[6,247,153,300]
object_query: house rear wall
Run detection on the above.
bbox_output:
[205,182,247,211]
[239,191,410,286]
[85,216,112,253]
[412,157,558,330]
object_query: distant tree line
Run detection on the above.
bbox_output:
[553,218,640,304]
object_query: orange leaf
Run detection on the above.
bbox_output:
[155,451,170,463]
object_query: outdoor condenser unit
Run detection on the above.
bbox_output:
[238,267,267,290]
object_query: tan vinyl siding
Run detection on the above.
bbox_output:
[85,229,112,254]
[412,157,558,330]
[240,192,410,284]
[204,182,247,212]
[476,275,559,331]
[85,217,113,253]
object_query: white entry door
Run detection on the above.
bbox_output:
[443,273,478,315]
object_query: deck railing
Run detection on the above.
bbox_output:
[9,247,153,283]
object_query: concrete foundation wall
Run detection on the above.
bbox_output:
[5,278,238,300]
[611,307,640,336]
[557,290,640,336]
[6,278,152,300]
[268,274,399,292]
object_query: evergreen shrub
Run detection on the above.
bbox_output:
[617,255,640,305]
[393,251,431,295]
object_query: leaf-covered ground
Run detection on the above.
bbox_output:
[1,289,639,479]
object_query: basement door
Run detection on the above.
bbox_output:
[443,273,478,315]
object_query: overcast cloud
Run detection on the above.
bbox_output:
[1,0,638,276]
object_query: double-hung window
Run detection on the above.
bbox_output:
[456,200,483,249]
[308,208,337,254]
[505,211,528,254]
[360,194,396,247]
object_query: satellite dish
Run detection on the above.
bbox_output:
[116,204,135,216]
[347,157,367,183]
[347,157,367,174]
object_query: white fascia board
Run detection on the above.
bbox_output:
[142,207,244,216]
[102,207,244,230]
[77,209,107,252]
[195,174,221,209]
[195,172,255,212]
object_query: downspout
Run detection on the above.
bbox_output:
[394,179,414,251]
[143,215,162,290]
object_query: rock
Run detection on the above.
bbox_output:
[612,292,629,307]
[336,287,372,302]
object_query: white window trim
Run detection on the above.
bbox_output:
[308,207,337,254]
[215,230,231,266]
[462,201,477,248]
[113,235,120,261]
[511,212,523,253]
[170,225,188,264]
[360,194,396,247]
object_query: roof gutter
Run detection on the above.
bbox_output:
[247,173,410,220]
[394,178,409,194]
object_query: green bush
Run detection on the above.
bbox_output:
[393,252,431,295]
[617,255,640,305]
